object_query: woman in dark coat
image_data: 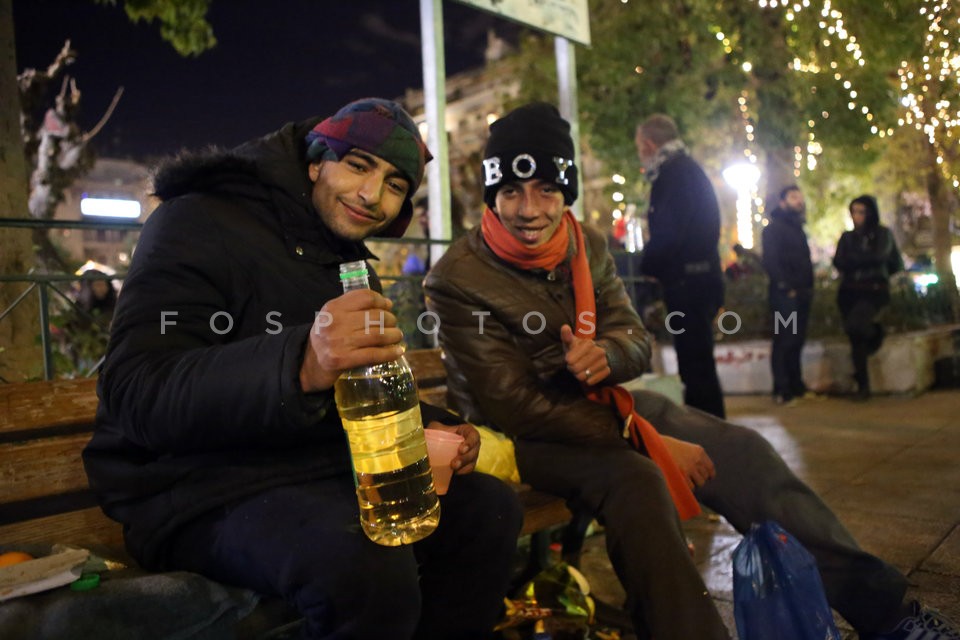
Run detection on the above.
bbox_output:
[833,195,904,399]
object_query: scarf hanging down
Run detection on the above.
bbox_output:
[643,138,687,183]
[482,207,701,520]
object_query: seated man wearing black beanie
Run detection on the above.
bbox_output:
[424,101,958,640]
[84,98,523,640]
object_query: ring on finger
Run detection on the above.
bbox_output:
[584,368,592,378]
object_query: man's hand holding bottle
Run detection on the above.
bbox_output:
[300,289,405,393]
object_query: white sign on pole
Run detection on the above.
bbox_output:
[453,0,591,46]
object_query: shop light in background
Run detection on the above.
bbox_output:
[722,162,761,249]
[912,272,940,294]
[612,203,643,252]
[80,197,141,219]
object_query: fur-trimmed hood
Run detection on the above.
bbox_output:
[151,117,322,207]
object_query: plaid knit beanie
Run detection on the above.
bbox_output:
[305,98,432,237]
[482,102,578,209]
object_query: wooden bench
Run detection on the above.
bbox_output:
[0,348,574,635]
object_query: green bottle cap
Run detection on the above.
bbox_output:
[70,573,100,591]
[339,268,368,281]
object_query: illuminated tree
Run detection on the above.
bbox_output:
[511,0,957,306]
[891,0,960,297]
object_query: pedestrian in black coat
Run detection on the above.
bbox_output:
[833,195,904,399]
[761,185,815,404]
[635,114,726,418]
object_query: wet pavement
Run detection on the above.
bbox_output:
[574,390,960,638]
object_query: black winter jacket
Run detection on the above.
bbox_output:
[82,119,452,569]
[833,225,903,291]
[640,153,723,289]
[761,207,814,292]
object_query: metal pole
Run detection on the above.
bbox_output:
[420,0,452,266]
[555,36,583,220]
[38,283,53,380]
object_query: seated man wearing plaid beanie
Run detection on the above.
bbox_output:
[83,98,523,640]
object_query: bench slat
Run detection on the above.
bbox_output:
[0,506,123,548]
[406,348,447,387]
[0,377,98,433]
[0,434,94,503]
[416,386,448,409]
[518,488,573,536]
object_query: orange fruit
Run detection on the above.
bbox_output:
[0,551,34,567]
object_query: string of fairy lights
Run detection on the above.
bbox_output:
[743,0,960,189]
[704,0,960,249]
[621,0,960,248]
[897,0,960,188]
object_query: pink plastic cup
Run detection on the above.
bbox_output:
[423,429,464,495]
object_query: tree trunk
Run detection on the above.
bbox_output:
[763,145,796,208]
[752,10,802,208]
[926,143,960,322]
[0,0,42,381]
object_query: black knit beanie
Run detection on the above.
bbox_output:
[482,102,578,209]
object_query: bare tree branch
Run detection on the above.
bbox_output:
[84,87,124,142]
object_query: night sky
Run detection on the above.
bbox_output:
[13,0,521,161]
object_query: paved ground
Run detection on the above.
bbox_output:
[574,390,960,639]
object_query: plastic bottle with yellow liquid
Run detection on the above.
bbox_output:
[334,260,440,546]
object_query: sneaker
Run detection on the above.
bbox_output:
[774,395,799,408]
[862,601,960,639]
[801,391,827,401]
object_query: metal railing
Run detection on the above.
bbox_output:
[0,217,452,381]
[2,217,669,381]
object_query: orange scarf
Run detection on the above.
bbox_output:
[483,207,701,520]
[481,206,572,271]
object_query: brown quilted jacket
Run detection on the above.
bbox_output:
[424,224,653,445]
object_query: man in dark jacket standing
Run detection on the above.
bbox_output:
[762,185,815,404]
[635,114,726,418]
[83,98,522,640]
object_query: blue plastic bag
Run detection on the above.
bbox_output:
[733,521,841,640]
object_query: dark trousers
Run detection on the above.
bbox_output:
[166,472,523,640]
[663,280,726,418]
[769,287,812,399]
[635,391,908,633]
[517,391,907,637]
[838,288,889,391]
[515,438,730,640]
